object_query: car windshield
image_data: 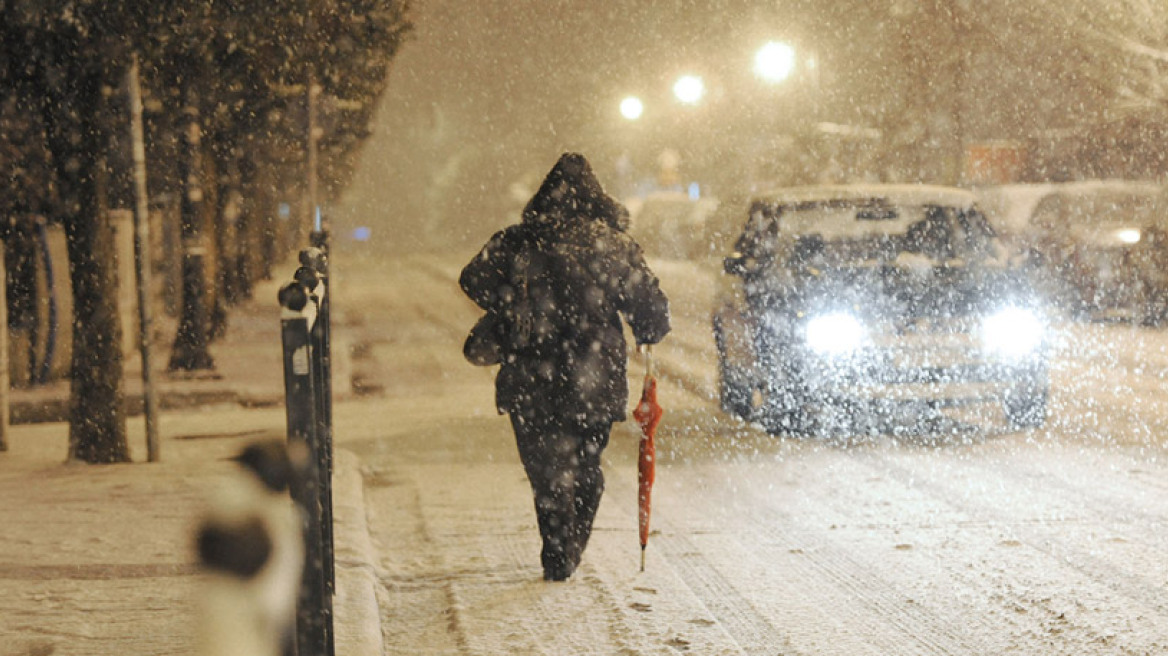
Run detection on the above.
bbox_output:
[773,201,985,265]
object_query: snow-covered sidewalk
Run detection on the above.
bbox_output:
[0,406,381,656]
[0,271,382,656]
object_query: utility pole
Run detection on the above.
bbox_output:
[305,0,321,240]
[307,76,321,236]
[128,55,161,461]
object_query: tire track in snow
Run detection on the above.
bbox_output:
[721,449,1089,654]
[962,446,1168,545]
[742,438,1153,653]
[927,452,1168,609]
[604,456,980,655]
[854,449,1168,655]
[713,510,980,654]
[653,533,796,656]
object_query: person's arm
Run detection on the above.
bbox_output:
[459,229,514,310]
[620,241,671,345]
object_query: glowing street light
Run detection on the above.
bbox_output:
[620,96,644,120]
[673,75,705,104]
[754,41,796,83]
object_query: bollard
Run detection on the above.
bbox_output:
[301,243,336,598]
[278,240,334,656]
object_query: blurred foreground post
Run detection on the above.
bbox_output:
[127,55,161,462]
[278,237,334,656]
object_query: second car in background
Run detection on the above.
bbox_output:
[975,180,1168,324]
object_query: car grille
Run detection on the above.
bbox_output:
[806,317,1029,394]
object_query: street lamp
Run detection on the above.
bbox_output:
[620,96,644,120]
[673,75,705,105]
[754,41,796,83]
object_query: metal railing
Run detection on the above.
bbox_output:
[278,233,335,656]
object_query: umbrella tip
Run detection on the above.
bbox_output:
[640,545,646,572]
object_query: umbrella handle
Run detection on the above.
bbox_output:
[641,344,654,379]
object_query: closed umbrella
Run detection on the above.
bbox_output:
[632,347,663,572]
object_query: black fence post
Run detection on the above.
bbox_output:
[301,237,335,599]
[279,242,334,656]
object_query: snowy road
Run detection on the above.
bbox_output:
[332,248,1168,655]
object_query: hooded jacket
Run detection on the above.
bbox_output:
[460,153,671,424]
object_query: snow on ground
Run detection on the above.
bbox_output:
[0,407,286,656]
[335,250,1168,655]
[5,248,1168,655]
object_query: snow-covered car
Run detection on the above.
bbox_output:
[712,184,1051,435]
[975,180,1168,323]
[627,191,720,259]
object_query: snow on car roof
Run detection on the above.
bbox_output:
[751,184,978,209]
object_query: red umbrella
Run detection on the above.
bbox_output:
[632,348,663,572]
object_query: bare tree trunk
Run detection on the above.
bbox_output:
[202,137,229,343]
[234,151,260,300]
[42,46,129,463]
[168,79,215,372]
[62,190,130,462]
[208,135,239,339]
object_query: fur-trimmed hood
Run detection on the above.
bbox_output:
[522,152,629,232]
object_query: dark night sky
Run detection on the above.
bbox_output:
[336,0,1096,252]
[337,0,827,249]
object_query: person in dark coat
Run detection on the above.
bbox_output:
[460,152,671,581]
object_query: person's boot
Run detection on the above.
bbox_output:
[542,548,574,581]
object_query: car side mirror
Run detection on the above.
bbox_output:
[723,255,748,276]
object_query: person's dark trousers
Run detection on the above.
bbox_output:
[509,411,612,581]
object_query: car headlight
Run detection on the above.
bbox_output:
[804,312,865,355]
[981,306,1045,358]
[1117,228,1141,244]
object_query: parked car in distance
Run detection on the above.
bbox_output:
[627,191,720,259]
[713,184,1051,436]
[974,180,1168,324]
